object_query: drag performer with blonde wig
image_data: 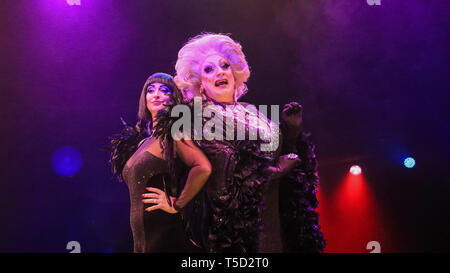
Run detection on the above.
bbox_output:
[174,33,250,102]
[154,33,325,253]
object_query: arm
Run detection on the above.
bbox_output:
[142,137,212,214]
[172,138,212,212]
[265,118,301,180]
[266,155,301,180]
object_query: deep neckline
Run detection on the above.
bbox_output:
[138,137,166,162]
[143,150,166,162]
[124,150,167,171]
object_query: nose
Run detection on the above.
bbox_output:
[151,89,162,99]
[217,67,225,77]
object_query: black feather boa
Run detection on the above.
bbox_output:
[279,131,326,252]
[107,118,149,182]
[201,140,272,253]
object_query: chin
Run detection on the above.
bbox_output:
[148,106,164,114]
[213,90,234,100]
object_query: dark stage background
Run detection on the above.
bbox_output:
[0,0,449,252]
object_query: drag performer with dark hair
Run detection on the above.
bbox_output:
[108,73,212,253]
[163,33,325,253]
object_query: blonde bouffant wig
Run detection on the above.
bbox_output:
[174,33,250,102]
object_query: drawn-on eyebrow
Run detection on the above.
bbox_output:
[203,62,216,68]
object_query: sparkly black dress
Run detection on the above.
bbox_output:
[121,139,199,253]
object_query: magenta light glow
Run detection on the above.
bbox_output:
[66,0,81,6]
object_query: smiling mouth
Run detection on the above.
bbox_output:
[215,79,228,87]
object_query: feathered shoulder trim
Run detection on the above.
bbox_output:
[107,117,148,182]
[153,100,196,143]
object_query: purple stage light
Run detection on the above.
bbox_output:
[66,0,81,6]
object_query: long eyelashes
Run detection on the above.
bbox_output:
[204,63,230,73]
[147,88,172,95]
[204,66,213,73]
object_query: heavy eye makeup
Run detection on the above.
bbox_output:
[203,62,230,73]
[147,86,172,94]
[158,86,172,94]
[204,66,213,73]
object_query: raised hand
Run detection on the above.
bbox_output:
[281,102,303,140]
